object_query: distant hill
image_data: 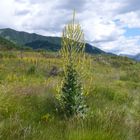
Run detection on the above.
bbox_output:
[120,53,140,61]
[0,36,20,50]
[0,28,105,54]
[25,40,61,52]
[133,54,140,61]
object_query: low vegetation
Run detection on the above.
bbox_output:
[0,50,140,140]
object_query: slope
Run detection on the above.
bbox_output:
[0,28,105,54]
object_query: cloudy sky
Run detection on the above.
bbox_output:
[0,0,140,55]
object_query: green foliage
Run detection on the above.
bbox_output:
[120,70,140,82]
[0,36,20,50]
[0,51,17,58]
[61,62,87,118]
[27,65,36,75]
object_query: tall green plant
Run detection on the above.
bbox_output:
[60,11,87,118]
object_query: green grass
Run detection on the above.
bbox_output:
[0,51,140,140]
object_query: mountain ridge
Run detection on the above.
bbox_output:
[134,53,140,61]
[120,53,140,61]
[0,28,105,54]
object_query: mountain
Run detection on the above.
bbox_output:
[25,40,61,51]
[120,53,140,61]
[0,28,61,45]
[0,36,21,50]
[133,53,140,61]
[0,28,105,54]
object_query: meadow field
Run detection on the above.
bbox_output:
[0,51,140,140]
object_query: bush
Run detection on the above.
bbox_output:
[61,62,87,118]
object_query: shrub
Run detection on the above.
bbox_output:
[59,11,87,118]
[61,62,87,118]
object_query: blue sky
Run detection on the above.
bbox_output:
[0,0,140,55]
[124,28,140,37]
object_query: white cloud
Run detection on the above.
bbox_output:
[95,36,140,55]
[82,18,125,42]
[0,0,16,28]
[115,11,140,28]
[0,0,140,54]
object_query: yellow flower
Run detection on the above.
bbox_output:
[41,114,54,122]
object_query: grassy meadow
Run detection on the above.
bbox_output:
[0,51,140,140]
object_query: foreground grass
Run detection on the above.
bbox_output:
[0,51,140,140]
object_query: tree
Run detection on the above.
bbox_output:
[60,11,87,118]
